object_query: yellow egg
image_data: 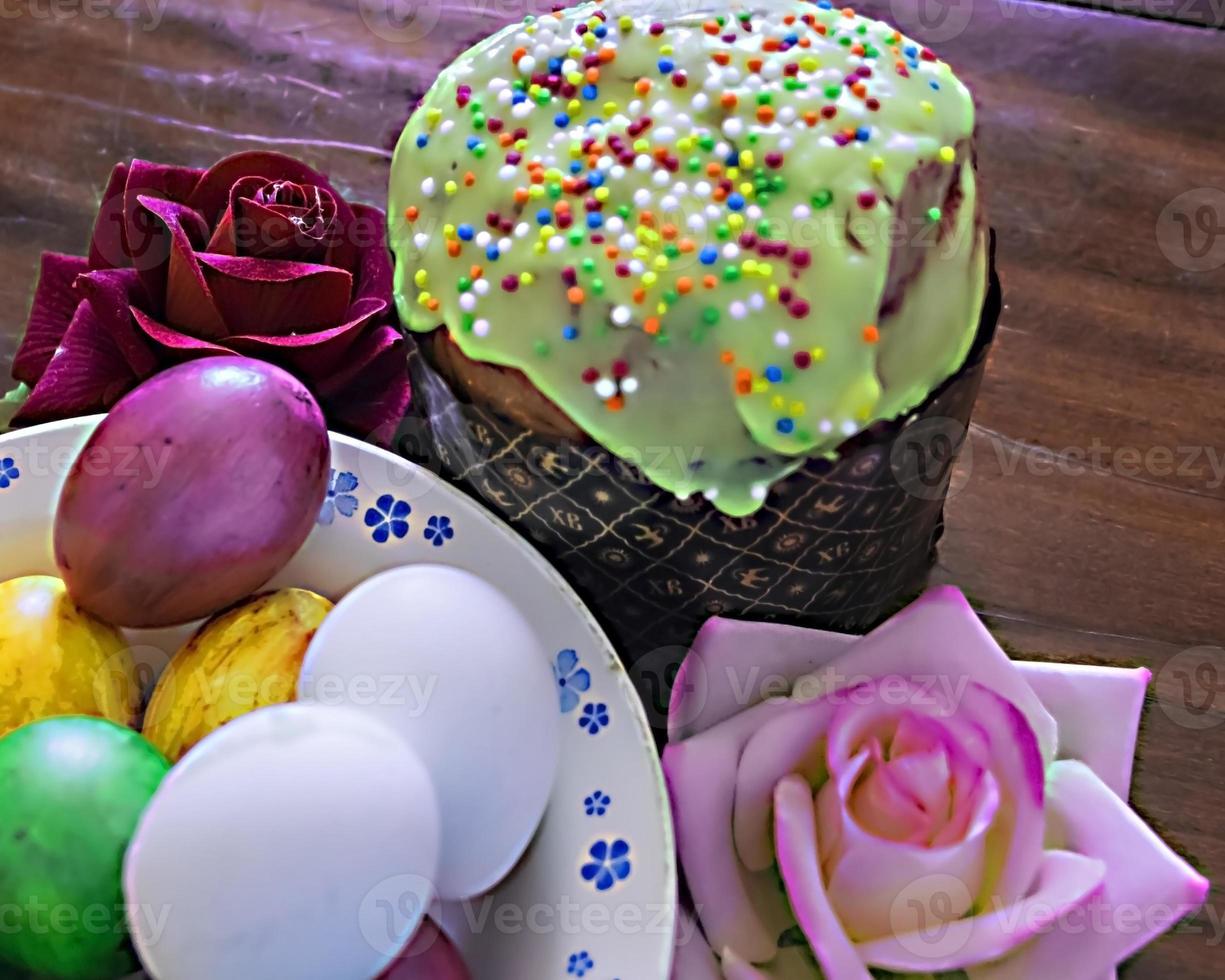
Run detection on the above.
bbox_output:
[0,576,137,737]
[143,589,333,762]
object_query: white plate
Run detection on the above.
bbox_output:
[0,417,676,980]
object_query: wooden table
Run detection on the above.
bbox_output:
[1,1,1221,976]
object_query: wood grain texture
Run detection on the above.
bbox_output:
[0,1,1222,977]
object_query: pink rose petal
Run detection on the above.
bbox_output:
[774,774,872,980]
[1016,663,1149,798]
[669,617,855,742]
[663,702,804,964]
[672,908,722,980]
[966,761,1210,980]
[733,699,838,871]
[856,849,1106,974]
[12,252,89,386]
[821,742,994,941]
[792,588,1058,765]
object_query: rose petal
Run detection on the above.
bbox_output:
[73,270,159,378]
[190,253,353,337]
[307,323,410,441]
[821,746,994,941]
[669,616,855,742]
[123,161,208,300]
[1016,663,1149,798]
[733,698,837,871]
[226,296,385,370]
[86,162,132,271]
[663,701,803,964]
[672,908,722,980]
[139,195,221,335]
[774,773,873,980]
[966,761,1209,980]
[349,202,393,299]
[131,306,232,357]
[790,588,1058,766]
[719,948,772,979]
[856,849,1106,974]
[187,152,355,232]
[14,288,141,423]
[12,252,90,385]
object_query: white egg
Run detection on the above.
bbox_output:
[298,565,560,901]
[123,703,441,980]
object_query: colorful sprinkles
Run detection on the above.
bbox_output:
[394,0,978,515]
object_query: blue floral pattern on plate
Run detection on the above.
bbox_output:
[553,649,591,714]
[581,839,632,892]
[319,470,359,526]
[584,791,611,817]
[424,514,455,547]
[579,702,609,735]
[364,494,411,543]
[566,951,594,976]
[0,457,19,490]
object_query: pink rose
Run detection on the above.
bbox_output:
[11,152,408,441]
[664,588,1208,979]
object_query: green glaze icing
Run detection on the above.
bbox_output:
[389,0,985,516]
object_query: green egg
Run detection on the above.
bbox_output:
[0,717,169,979]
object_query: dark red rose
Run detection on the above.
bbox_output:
[11,151,408,441]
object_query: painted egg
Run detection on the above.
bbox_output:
[123,702,440,980]
[0,576,138,738]
[54,357,330,629]
[0,717,169,979]
[143,588,333,761]
[298,564,560,900]
[378,919,470,979]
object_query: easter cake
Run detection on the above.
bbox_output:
[390,0,1000,662]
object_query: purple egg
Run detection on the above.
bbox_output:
[55,357,330,628]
